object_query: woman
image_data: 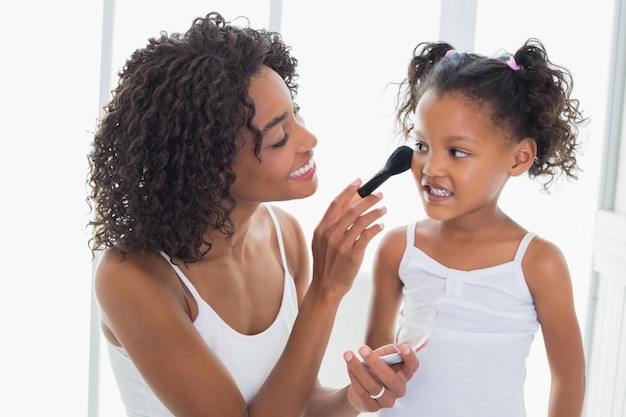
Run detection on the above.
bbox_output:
[87,12,418,417]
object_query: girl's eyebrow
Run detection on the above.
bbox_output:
[445,135,484,151]
[261,112,288,136]
[447,135,473,143]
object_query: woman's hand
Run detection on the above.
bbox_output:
[343,344,419,412]
[310,179,386,297]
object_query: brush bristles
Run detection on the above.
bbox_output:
[357,145,413,197]
[385,145,413,175]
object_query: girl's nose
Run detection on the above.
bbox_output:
[422,153,445,178]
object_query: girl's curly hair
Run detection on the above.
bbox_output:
[396,38,587,190]
[87,12,298,263]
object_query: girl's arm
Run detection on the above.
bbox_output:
[524,237,586,417]
[365,227,407,350]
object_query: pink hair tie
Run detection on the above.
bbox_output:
[445,49,457,57]
[507,56,520,71]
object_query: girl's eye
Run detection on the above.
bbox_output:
[450,149,469,158]
[415,142,429,152]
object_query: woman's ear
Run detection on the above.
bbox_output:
[509,137,537,177]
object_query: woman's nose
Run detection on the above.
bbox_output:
[298,125,318,152]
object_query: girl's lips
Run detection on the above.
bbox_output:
[423,184,453,201]
[288,158,316,180]
[424,184,453,197]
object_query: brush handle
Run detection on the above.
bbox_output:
[343,192,363,213]
[341,171,387,215]
[357,169,391,197]
[341,145,412,215]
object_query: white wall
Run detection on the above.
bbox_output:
[0,1,102,415]
[0,0,612,415]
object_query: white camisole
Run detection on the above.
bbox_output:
[106,204,299,416]
[380,222,540,417]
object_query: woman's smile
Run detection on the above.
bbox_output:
[288,158,317,181]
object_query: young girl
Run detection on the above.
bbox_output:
[88,12,419,417]
[365,39,586,417]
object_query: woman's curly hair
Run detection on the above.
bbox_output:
[87,12,298,263]
[396,38,587,190]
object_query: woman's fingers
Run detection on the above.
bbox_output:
[318,179,384,230]
[390,343,420,383]
[343,344,420,412]
[343,349,386,412]
[319,179,363,225]
[310,181,386,293]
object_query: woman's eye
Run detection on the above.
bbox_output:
[271,133,289,148]
[450,149,469,158]
[293,102,300,114]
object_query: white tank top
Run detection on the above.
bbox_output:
[106,204,299,416]
[380,222,540,417]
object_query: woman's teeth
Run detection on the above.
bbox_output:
[288,159,315,179]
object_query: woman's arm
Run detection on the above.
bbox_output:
[96,181,385,417]
[96,249,251,416]
[301,344,419,417]
[248,181,392,416]
[524,237,586,417]
[274,191,418,417]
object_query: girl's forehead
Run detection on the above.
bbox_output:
[414,92,506,144]
[416,92,484,123]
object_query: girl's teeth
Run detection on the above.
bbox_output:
[429,186,452,196]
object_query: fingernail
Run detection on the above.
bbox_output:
[372,191,383,198]
[351,178,361,186]
[343,351,353,361]
[359,346,371,357]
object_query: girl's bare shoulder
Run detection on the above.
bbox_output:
[522,235,571,295]
[374,225,410,267]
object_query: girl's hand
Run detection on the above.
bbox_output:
[343,344,419,412]
[310,179,386,297]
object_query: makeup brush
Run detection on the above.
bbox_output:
[344,145,414,210]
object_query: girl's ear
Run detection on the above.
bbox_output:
[509,137,537,177]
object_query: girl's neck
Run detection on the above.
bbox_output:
[428,206,512,239]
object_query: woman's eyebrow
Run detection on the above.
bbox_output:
[261,112,288,136]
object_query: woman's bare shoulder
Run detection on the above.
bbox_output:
[94,248,184,312]
[95,248,167,283]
